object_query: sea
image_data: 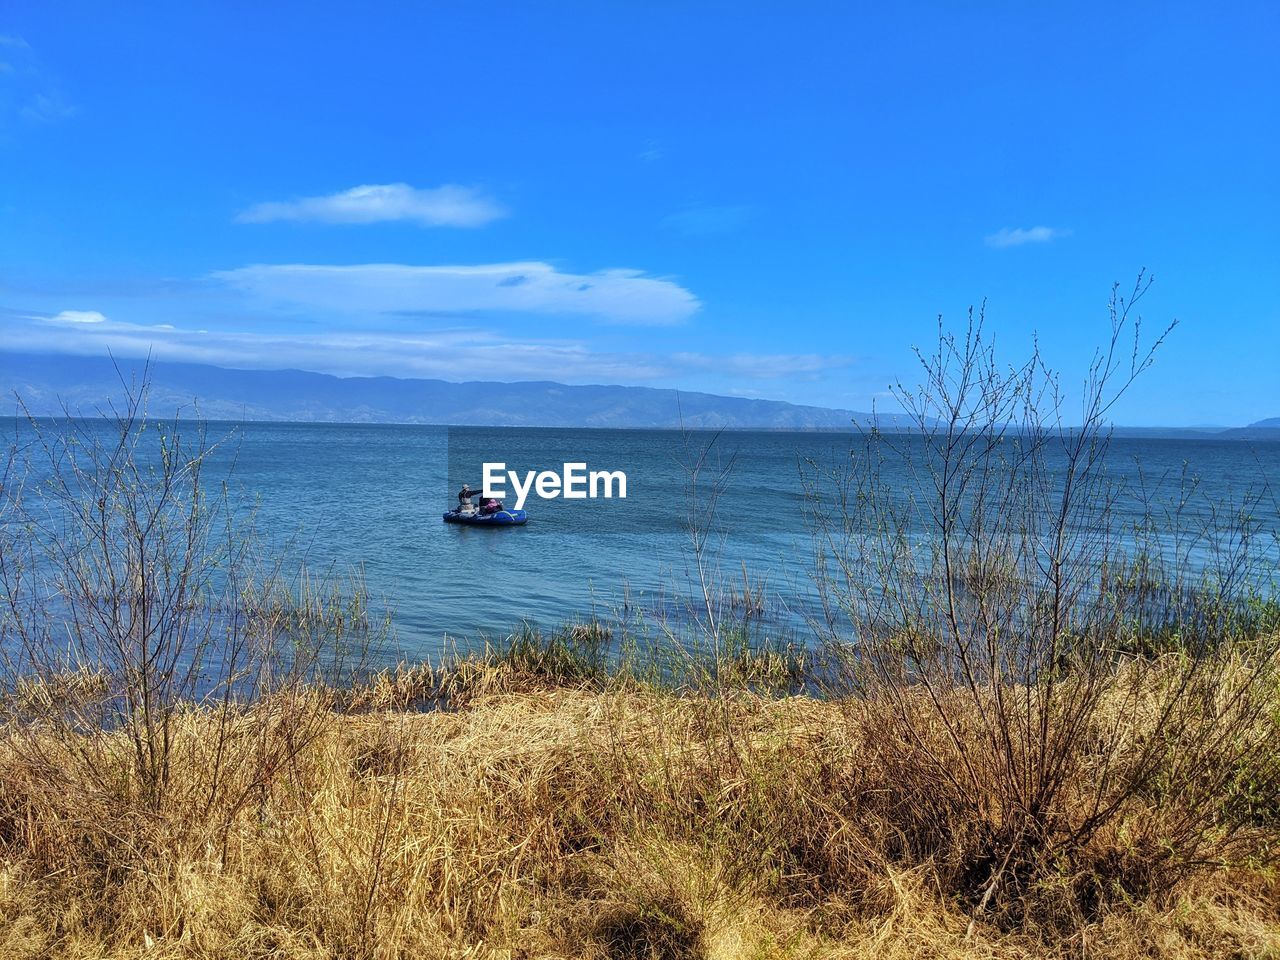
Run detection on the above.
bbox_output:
[7,420,1279,661]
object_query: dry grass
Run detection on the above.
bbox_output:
[0,648,1276,960]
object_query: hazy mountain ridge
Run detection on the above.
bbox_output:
[1218,417,1280,440]
[1,352,893,430]
[4,353,1274,434]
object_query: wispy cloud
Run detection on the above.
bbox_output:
[671,351,851,379]
[638,139,664,163]
[236,183,506,227]
[0,35,77,125]
[661,204,755,236]
[213,261,701,325]
[4,309,852,386]
[985,225,1071,248]
[49,309,108,324]
[20,90,76,122]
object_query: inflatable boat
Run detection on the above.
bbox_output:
[443,507,528,526]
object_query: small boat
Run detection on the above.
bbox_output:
[445,484,528,526]
[443,507,528,526]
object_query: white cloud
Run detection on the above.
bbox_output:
[213,261,701,325]
[984,226,1071,248]
[2,311,851,387]
[236,183,506,227]
[50,309,108,324]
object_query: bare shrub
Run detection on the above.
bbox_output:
[806,277,1280,924]
[0,372,374,861]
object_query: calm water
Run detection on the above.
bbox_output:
[9,420,1280,659]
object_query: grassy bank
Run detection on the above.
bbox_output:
[0,632,1277,959]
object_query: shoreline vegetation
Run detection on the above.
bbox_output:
[0,627,1278,958]
[3,295,1279,958]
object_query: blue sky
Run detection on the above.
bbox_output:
[1,1,1276,425]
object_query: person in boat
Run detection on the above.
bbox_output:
[480,497,503,515]
[457,483,479,506]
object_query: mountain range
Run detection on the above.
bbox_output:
[2,352,1276,435]
[0,352,886,430]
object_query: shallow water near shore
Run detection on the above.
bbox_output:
[9,419,1279,660]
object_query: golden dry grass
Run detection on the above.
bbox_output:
[0,665,1276,959]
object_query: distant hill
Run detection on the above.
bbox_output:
[0,352,902,430]
[1218,417,1280,440]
